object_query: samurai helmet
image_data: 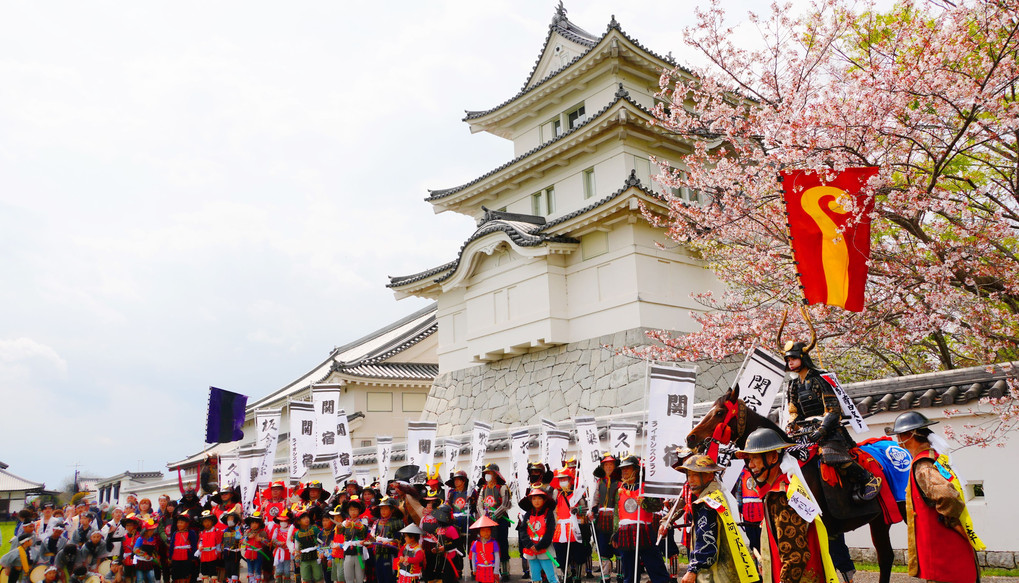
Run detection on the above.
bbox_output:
[776,306,818,371]
[426,464,444,488]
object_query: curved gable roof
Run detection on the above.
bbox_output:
[463,17,685,123]
[429,85,654,202]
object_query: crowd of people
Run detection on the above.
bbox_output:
[3,340,984,583]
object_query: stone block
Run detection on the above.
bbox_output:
[564,382,582,406]
[892,549,906,565]
[579,375,593,391]
[549,391,567,415]
[985,551,1016,569]
[552,362,571,377]
[856,547,877,563]
[627,362,645,383]
[594,406,612,416]
[533,392,550,411]
[610,367,628,388]
[595,375,611,393]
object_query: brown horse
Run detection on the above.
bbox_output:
[687,385,898,583]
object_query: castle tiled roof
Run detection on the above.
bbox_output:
[463,14,685,123]
[390,172,672,290]
[430,86,655,202]
[844,362,1017,415]
[388,214,579,289]
[247,304,438,409]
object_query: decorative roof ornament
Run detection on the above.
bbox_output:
[614,83,630,99]
[552,1,568,27]
[608,14,620,31]
[625,169,641,188]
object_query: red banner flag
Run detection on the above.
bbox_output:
[780,167,878,312]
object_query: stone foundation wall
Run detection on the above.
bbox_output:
[848,547,1018,569]
[422,327,738,435]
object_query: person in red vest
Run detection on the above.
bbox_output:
[468,517,500,583]
[886,412,980,583]
[733,467,763,555]
[397,525,426,583]
[120,514,141,582]
[552,467,588,583]
[260,483,289,521]
[612,456,668,583]
[520,488,557,583]
[735,428,834,583]
[268,511,293,583]
[169,514,198,583]
[198,511,224,583]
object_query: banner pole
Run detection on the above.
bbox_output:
[633,357,651,583]
[728,339,758,393]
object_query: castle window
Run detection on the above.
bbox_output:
[567,104,586,129]
[531,187,556,216]
[366,392,393,412]
[583,168,596,199]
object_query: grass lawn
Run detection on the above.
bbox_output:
[1,520,14,554]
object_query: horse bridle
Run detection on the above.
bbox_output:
[705,398,748,459]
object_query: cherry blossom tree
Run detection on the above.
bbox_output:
[642,0,1019,441]
[644,0,1017,371]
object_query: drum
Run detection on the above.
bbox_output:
[29,566,49,583]
[97,560,113,576]
[86,576,102,583]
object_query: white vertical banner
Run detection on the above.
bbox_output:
[289,401,316,482]
[355,468,371,487]
[644,363,697,498]
[510,428,531,500]
[254,408,282,487]
[406,421,438,471]
[334,409,354,482]
[312,387,340,460]
[574,417,601,500]
[238,445,265,511]
[609,421,638,459]
[443,438,462,474]
[539,418,556,464]
[738,349,787,415]
[469,421,493,495]
[546,429,570,469]
[821,372,869,434]
[376,436,393,484]
[219,449,241,490]
[720,348,787,493]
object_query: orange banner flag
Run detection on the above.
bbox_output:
[780,167,878,312]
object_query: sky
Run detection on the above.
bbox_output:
[0,0,886,489]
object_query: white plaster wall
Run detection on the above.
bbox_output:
[842,407,1018,552]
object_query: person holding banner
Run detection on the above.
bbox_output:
[735,428,835,583]
[885,412,981,583]
[782,341,880,503]
[590,453,620,582]
[475,465,512,581]
[551,468,588,583]
[612,456,668,583]
[674,455,758,583]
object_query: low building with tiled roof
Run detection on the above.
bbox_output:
[389,5,728,435]
[0,461,45,518]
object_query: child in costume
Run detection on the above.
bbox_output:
[468,517,500,583]
[220,511,243,583]
[268,511,294,583]
[242,514,270,583]
[133,520,161,583]
[293,511,323,583]
[369,497,404,583]
[339,498,369,583]
[396,526,425,583]
[169,515,197,583]
[520,488,557,583]
[198,511,224,583]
